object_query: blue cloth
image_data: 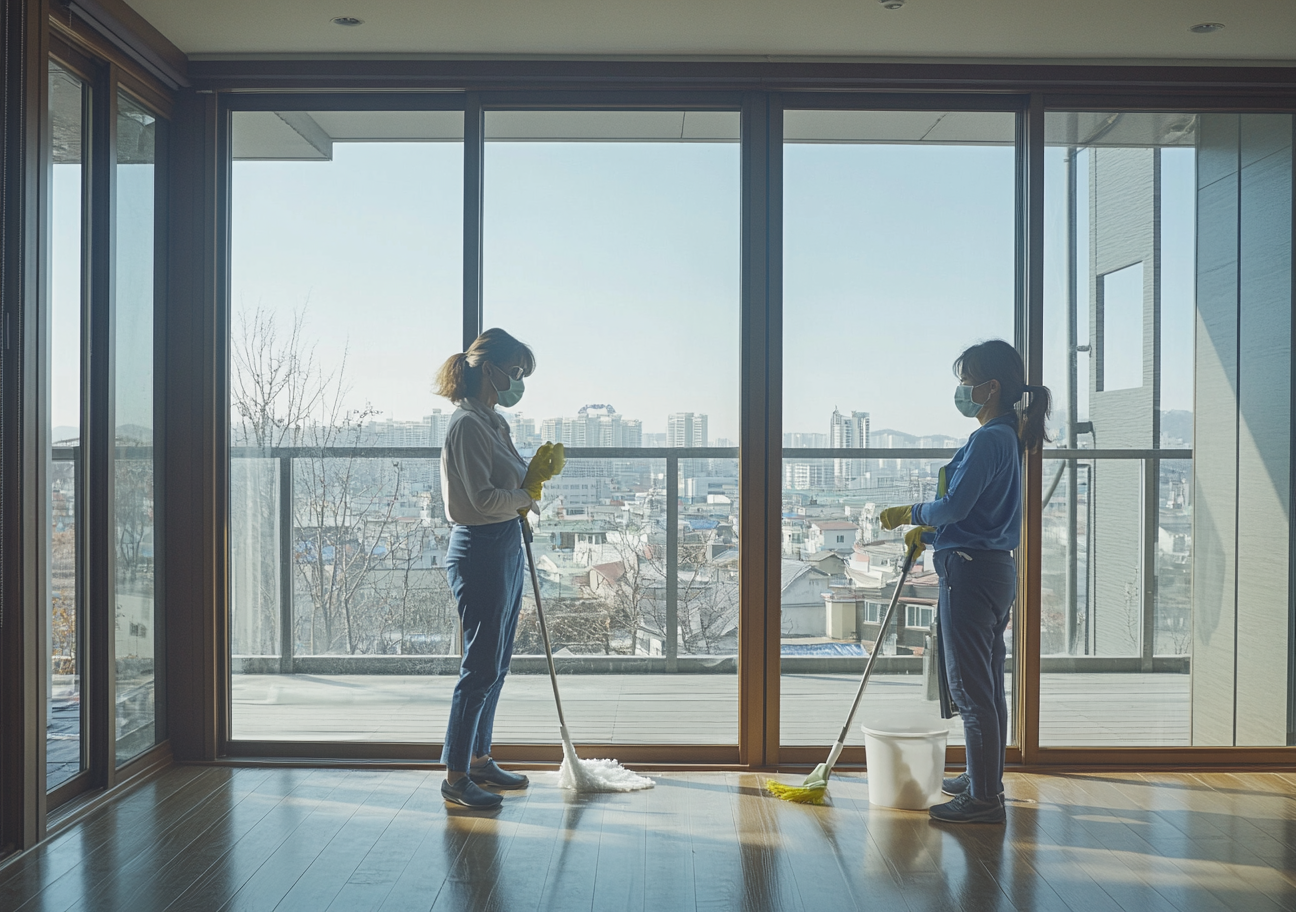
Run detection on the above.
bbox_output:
[911,413,1022,552]
[440,517,525,772]
[935,548,1015,801]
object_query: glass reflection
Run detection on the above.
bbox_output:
[114,92,159,764]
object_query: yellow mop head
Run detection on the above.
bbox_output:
[766,762,830,804]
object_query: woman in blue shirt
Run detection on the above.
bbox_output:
[881,339,1050,824]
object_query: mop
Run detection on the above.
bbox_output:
[520,516,654,792]
[767,541,920,804]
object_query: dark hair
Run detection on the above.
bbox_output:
[953,339,1051,453]
[434,327,536,403]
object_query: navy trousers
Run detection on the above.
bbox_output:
[440,518,525,772]
[934,548,1016,801]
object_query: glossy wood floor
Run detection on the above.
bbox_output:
[3,766,1294,912]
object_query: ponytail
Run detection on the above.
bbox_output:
[954,339,1052,453]
[434,351,477,402]
[1019,384,1052,454]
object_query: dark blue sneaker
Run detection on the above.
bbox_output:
[942,772,970,796]
[441,777,503,809]
[469,759,529,790]
[930,791,1005,824]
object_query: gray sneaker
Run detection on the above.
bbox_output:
[929,791,1006,825]
[469,759,529,790]
[441,777,504,809]
[942,772,970,796]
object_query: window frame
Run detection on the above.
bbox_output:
[35,36,173,818]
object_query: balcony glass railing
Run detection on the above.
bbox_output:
[229,447,741,744]
[227,443,1193,747]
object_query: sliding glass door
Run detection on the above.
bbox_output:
[483,109,741,748]
[779,107,1019,754]
[46,60,88,792]
[1040,111,1294,749]
[227,106,465,744]
[41,49,170,805]
[113,92,162,764]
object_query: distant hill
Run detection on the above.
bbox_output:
[1161,410,1192,447]
[116,424,153,445]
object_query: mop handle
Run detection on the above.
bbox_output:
[520,517,570,733]
[831,544,919,748]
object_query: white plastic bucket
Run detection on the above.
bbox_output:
[861,716,949,810]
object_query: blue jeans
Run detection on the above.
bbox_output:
[934,548,1016,801]
[440,518,525,772]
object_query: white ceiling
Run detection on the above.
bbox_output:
[125,0,1296,63]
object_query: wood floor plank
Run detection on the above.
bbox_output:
[728,772,805,912]
[682,773,748,912]
[1,767,223,910]
[478,774,564,912]
[779,773,915,912]
[160,770,356,912]
[1030,774,1193,912]
[990,776,1084,912]
[636,775,695,912]
[323,772,444,912]
[372,782,494,912]
[112,770,320,912]
[1002,774,1140,912]
[220,771,393,912]
[1082,773,1296,912]
[588,781,648,912]
[11,768,239,912]
[836,778,968,912]
[273,772,428,912]
[430,786,534,912]
[57,769,278,912]
[746,771,862,912]
[533,789,606,912]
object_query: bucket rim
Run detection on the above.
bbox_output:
[861,722,950,739]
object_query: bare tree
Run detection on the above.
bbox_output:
[230,303,457,659]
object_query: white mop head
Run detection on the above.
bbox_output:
[557,737,654,792]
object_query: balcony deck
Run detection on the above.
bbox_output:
[231,670,1190,747]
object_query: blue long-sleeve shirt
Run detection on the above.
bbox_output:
[911,413,1022,552]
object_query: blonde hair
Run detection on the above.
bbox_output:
[435,327,536,403]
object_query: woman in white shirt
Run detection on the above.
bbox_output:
[435,328,538,809]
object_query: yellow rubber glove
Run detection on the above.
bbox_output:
[878,505,913,531]
[522,442,554,502]
[549,442,566,478]
[905,525,934,558]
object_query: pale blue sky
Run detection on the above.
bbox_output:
[226,126,1197,444]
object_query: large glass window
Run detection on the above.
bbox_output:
[47,61,86,789]
[1041,111,1293,747]
[113,92,161,764]
[780,109,1018,750]
[483,110,742,746]
[228,109,464,742]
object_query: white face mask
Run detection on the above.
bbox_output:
[954,380,990,417]
[497,376,525,408]
[488,363,525,408]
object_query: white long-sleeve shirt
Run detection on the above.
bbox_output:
[440,398,533,526]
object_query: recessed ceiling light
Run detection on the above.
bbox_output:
[331,16,364,26]
[1188,22,1224,33]
[878,0,905,8]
